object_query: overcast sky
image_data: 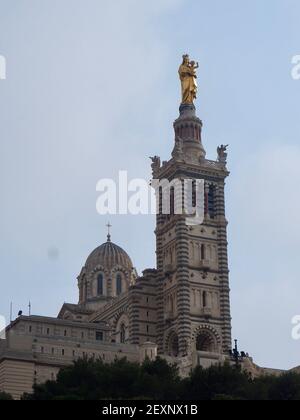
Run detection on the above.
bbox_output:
[0,0,300,370]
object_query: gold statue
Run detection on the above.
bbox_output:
[178,54,199,104]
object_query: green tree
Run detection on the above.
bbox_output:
[22,358,300,401]
[0,391,13,400]
[183,363,252,400]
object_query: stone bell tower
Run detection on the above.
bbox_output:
[152,57,231,359]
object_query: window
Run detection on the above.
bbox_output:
[159,187,163,215]
[97,273,104,296]
[208,185,215,218]
[51,348,54,355]
[96,331,104,341]
[203,291,207,308]
[64,330,67,337]
[192,180,197,208]
[170,187,175,215]
[29,326,32,333]
[201,244,205,260]
[62,349,65,356]
[116,274,122,296]
[120,324,126,344]
[47,328,50,335]
[41,347,44,354]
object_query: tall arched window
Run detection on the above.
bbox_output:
[208,185,215,219]
[170,187,175,216]
[116,274,122,296]
[192,180,197,208]
[159,187,163,215]
[120,324,126,343]
[97,274,104,296]
[203,291,207,308]
[201,244,206,260]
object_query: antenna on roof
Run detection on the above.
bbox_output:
[10,302,13,323]
[28,301,31,316]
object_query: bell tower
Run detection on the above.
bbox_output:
[152,56,231,359]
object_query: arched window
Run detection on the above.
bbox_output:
[169,334,179,357]
[201,244,206,260]
[159,187,163,215]
[97,274,104,296]
[170,187,175,216]
[192,180,197,208]
[196,331,216,352]
[203,291,207,308]
[116,274,122,296]
[120,324,126,344]
[208,185,215,218]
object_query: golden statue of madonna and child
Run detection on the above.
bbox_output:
[178,54,199,105]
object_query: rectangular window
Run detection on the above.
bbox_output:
[96,331,104,341]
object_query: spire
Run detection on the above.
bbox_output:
[106,222,112,242]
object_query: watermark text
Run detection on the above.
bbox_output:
[0,315,6,340]
[96,171,206,226]
[292,315,300,340]
[291,55,300,80]
[0,55,6,80]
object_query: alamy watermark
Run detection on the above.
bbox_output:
[292,315,300,341]
[291,55,300,80]
[0,315,6,340]
[96,171,205,226]
[0,55,6,80]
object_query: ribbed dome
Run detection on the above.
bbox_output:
[85,238,133,272]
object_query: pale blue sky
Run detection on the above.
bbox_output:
[0,0,300,369]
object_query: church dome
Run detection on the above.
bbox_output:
[77,231,136,309]
[85,236,133,272]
